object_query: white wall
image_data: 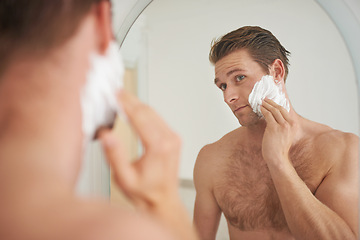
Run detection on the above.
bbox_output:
[122,0,358,180]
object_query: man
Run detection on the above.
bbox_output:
[193,26,358,240]
[0,1,197,239]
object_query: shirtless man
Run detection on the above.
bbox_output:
[193,26,358,240]
[0,1,197,240]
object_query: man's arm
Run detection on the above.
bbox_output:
[314,133,358,236]
[99,91,198,240]
[261,99,358,240]
[193,145,222,240]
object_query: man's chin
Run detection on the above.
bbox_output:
[236,112,262,127]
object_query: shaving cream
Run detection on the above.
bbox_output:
[80,41,124,142]
[248,75,290,117]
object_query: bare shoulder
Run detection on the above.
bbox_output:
[1,196,175,240]
[314,129,358,157]
[194,127,243,187]
[53,198,175,240]
[312,129,359,174]
[194,128,243,167]
[196,127,244,161]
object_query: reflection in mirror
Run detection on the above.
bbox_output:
[117,0,359,239]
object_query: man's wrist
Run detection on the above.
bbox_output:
[265,155,293,173]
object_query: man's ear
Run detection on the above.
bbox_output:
[94,1,113,55]
[269,59,285,83]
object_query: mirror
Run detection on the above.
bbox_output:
[119,0,358,176]
[114,0,359,238]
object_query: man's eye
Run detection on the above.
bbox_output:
[219,83,227,91]
[236,75,245,81]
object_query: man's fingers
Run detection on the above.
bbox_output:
[261,100,285,125]
[260,105,277,124]
[98,129,137,193]
[118,90,179,155]
[263,99,292,123]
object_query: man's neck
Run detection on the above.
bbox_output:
[0,47,89,190]
[243,109,305,145]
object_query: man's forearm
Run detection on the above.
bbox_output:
[267,159,356,240]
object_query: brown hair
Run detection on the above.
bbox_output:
[0,0,107,74]
[209,26,291,81]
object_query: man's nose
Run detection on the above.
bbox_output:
[224,87,239,104]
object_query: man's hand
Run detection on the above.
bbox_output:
[260,98,298,165]
[98,90,181,211]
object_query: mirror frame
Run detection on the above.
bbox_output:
[116,0,152,48]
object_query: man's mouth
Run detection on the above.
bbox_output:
[234,105,248,113]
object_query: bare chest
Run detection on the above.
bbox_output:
[213,144,323,232]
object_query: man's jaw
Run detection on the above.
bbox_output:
[232,105,264,127]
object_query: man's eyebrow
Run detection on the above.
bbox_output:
[214,68,245,85]
[227,68,245,77]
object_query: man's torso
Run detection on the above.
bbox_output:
[209,125,337,239]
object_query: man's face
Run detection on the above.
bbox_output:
[214,49,268,126]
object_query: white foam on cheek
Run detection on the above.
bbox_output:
[80,41,124,141]
[248,75,290,117]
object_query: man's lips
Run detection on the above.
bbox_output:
[233,105,248,113]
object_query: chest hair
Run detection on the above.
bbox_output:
[214,141,317,231]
